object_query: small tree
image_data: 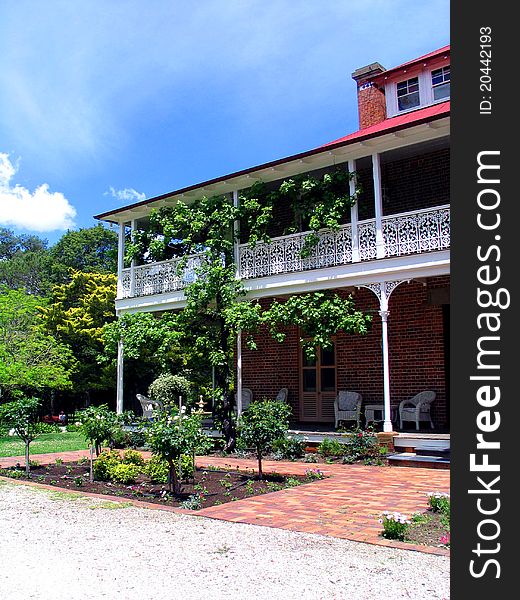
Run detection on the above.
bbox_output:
[148,409,210,494]
[76,404,120,482]
[0,396,42,474]
[239,400,291,479]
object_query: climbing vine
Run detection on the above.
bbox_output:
[119,168,368,450]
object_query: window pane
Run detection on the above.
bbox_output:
[398,91,420,111]
[321,368,336,392]
[303,370,317,392]
[433,82,450,100]
[321,345,335,366]
[302,349,316,367]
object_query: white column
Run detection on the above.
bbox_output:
[372,153,385,258]
[348,159,360,262]
[232,190,240,277]
[117,222,125,298]
[236,330,243,416]
[116,337,124,414]
[379,306,393,432]
[130,219,136,297]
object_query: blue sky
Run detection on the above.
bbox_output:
[0,1,449,244]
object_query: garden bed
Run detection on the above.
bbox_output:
[0,460,323,510]
[405,511,449,547]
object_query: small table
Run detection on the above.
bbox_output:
[364,404,397,426]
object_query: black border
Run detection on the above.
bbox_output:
[452,4,514,596]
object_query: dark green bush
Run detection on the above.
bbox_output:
[271,435,306,460]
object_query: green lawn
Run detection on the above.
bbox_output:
[0,432,88,457]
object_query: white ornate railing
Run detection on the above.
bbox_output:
[238,204,450,279]
[118,205,450,298]
[120,255,203,299]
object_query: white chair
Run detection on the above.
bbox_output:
[334,391,362,429]
[136,394,164,419]
[399,391,436,430]
[275,388,288,402]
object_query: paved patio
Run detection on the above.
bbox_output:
[1,450,450,555]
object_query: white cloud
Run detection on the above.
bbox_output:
[0,153,76,232]
[106,186,146,203]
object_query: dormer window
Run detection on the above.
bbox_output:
[431,66,450,100]
[397,77,420,111]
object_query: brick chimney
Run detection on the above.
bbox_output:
[352,62,387,129]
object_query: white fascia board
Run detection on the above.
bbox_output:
[242,250,450,299]
[116,250,450,315]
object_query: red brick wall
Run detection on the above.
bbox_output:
[382,148,450,216]
[241,276,449,429]
[357,83,387,129]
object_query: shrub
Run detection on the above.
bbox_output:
[148,374,193,408]
[345,428,380,460]
[427,492,450,529]
[93,450,121,481]
[122,449,145,467]
[66,422,82,432]
[238,400,291,479]
[128,430,148,448]
[380,511,410,540]
[317,438,346,457]
[145,455,170,484]
[271,435,305,460]
[33,422,60,434]
[180,493,203,510]
[110,462,140,484]
[109,427,132,449]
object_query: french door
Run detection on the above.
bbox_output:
[300,343,337,422]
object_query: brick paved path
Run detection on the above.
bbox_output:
[1,450,450,554]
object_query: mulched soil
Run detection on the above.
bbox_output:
[405,511,450,548]
[0,461,313,509]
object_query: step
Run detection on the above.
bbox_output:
[415,444,451,458]
[393,435,450,452]
[388,452,450,469]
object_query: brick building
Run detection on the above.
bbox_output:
[96,45,451,435]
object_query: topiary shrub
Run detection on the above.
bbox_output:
[148,374,193,408]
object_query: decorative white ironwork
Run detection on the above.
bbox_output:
[120,255,203,299]
[238,205,449,279]
[239,226,353,279]
[382,205,450,257]
[119,205,450,298]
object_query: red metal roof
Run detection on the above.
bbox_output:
[374,45,450,82]
[320,101,450,148]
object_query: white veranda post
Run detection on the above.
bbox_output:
[116,336,124,414]
[359,280,408,432]
[236,330,243,416]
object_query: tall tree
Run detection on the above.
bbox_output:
[0,287,74,398]
[38,271,117,399]
[49,225,118,283]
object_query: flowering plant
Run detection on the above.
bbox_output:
[427,491,450,514]
[379,511,410,540]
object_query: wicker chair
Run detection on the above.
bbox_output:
[334,391,362,429]
[275,388,288,402]
[399,391,436,430]
[235,387,253,411]
[136,394,164,419]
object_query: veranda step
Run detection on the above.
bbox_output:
[387,452,450,469]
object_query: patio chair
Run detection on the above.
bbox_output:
[399,391,436,430]
[136,394,164,419]
[235,387,253,412]
[275,387,288,402]
[334,391,362,429]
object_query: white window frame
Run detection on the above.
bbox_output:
[431,66,450,101]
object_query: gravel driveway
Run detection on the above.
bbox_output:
[0,482,449,600]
